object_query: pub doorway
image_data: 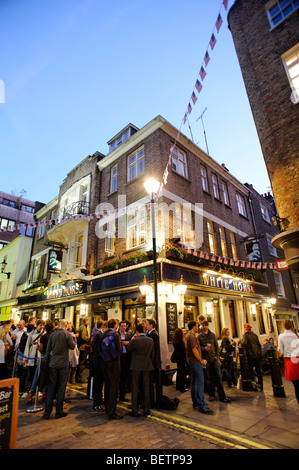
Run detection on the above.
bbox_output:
[123,296,146,330]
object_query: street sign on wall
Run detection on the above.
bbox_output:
[275,259,288,271]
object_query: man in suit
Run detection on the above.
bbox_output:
[146,318,162,408]
[127,323,155,417]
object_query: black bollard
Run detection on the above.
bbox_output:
[238,346,254,391]
[268,349,286,398]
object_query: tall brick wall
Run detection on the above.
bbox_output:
[228,0,299,230]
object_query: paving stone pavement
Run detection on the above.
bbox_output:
[13,373,299,452]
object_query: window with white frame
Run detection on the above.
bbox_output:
[230,231,238,260]
[221,181,230,206]
[80,184,88,205]
[219,226,227,257]
[174,203,195,247]
[127,208,146,249]
[273,270,285,297]
[172,147,188,178]
[127,147,145,182]
[110,164,118,193]
[76,235,84,266]
[211,173,220,199]
[282,44,299,104]
[43,252,49,279]
[200,165,209,192]
[0,218,16,231]
[236,193,247,217]
[266,234,278,256]
[32,257,41,283]
[105,220,116,256]
[207,220,216,254]
[36,219,46,239]
[67,236,84,267]
[266,0,299,28]
[260,204,271,223]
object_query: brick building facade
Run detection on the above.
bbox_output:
[16,115,298,368]
[228,0,299,295]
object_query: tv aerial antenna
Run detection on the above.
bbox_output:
[196,107,209,155]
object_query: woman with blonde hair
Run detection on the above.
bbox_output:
[220,327,237,388]
[0,323,13,379]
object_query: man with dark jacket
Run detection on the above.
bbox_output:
[100,319,123,420]
[117,320,132,402]
[127,323,155,417]
[76,316,90,383]
[240,323,263,391]
[146,318,162,408]
[43,319,76,419]
[92,321,108,412]
[198,321,230,403]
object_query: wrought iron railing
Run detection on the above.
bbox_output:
[61,201,90,219]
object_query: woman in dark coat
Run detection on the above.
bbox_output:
[220,328,237,388]
[172,328,188,393]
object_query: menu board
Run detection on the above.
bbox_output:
[166,303,178,344]
[0,378,19,449]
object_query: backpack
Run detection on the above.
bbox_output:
[157,395,180,410]
[100,331,119,362]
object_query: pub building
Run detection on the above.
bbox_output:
[15,115,298,373]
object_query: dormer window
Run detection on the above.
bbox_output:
[108,124,139,153]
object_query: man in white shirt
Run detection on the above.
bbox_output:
[12,320,26,351]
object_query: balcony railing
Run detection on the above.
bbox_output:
[60,201,90,219]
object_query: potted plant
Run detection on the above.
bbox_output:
[166,245,187,261]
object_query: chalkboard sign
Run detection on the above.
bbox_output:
[0,378,19,449]
[166,303,178,344]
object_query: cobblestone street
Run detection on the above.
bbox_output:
[15,375,299,451]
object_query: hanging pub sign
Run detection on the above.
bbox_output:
[245,240,262,262]
[48,248,63,274]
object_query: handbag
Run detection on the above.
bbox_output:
[171,349,178,363]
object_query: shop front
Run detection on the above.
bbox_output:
[17,280,90,327]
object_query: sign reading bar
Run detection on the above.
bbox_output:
[202,274,255,294]
[0,378,19,449]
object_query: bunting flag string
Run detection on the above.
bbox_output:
[184,0,229,120]
[155,1,230,201]
[177,243,276,271]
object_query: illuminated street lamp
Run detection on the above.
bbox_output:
[139,275,152,297]
[175,275,188,295]
[269,297,277,306]
[144,178,160,324]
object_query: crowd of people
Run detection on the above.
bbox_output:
[0,316,162,420]
[0,314,298,422]
[171,316,299,408]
